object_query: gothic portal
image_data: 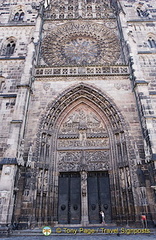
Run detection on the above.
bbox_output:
[33,84,135,226]
[0,0,156,230]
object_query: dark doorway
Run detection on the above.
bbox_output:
[58,172,81,224]
[88,171,112,224]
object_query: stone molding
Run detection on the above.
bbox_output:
[35,65,129,77]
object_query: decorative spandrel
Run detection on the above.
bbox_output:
[57,105,110,172]
[41,21,121,66]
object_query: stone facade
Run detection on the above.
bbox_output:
[0,0,155,229]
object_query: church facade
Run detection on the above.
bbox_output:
[0,0,156,229]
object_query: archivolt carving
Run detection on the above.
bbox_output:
[36,83,127,169]
[39,84,124,135]
[41,21,120,66]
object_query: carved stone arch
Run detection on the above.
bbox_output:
[36,83,131,166]
[36,83,127,150]
[31,83,137,225]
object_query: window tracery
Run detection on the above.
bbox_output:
[136,4,150,19]
[1,38,16,57]
[13,11,25,21]
[148,38,156,48]
[59,13,64,19]
[6,41,16,56]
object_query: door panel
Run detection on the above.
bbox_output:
[58,172,81,224]
[88,172,111,224]
[88,172,100,223]
[58,174,69,224]
[70,174,81,224]
[98,172,112,222]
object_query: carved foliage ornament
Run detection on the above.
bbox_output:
[41,22,120,66]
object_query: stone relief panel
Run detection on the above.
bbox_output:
[57,104,110,172]
[58,150,110,172]
[58,106,108,135]
[41,21,121,66]
[57,105,109,149]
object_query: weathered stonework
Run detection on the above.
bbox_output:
[0,0,155,230]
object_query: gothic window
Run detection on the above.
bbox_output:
[13,11,25,21]
[148,38,156,48]
[87,6,92,11]
[136,7,149,18]
[68,5,73,11]
[0,80,5,92]
[95,6,101,11]
[87,13,93,18]
[68,13,74,19]
[6,40,16,56]
[59,13,64,19]
[96,13,101,18]
[51,13,56,19]
[60,6,65,11]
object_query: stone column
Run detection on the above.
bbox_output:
[81,171,89,226]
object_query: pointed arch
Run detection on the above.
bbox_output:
[38,83,126,135]
[32,83,136,225]
[1,37,16,57]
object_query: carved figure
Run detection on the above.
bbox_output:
[17,139,25,166]
[4,166,11,175]
[81,171,87,197]
[27,144,33,167]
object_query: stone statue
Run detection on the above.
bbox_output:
[27,144,33,168]
[17,139,25,166]
[81,171,87,197]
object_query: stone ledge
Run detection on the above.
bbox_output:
[0,158,17,165]
[0,56,25,60]
[0,23,35,27]
[127,18,156,23]
[0,94,17,98]
[149,91,156,95]
[138,50,156,54]
[10,120,23,124]
[35,65,129,77]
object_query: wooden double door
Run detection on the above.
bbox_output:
[58,171,111,224]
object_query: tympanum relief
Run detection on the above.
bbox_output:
[57,106,110,172]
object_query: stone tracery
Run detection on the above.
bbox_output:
[41,22,120,66]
